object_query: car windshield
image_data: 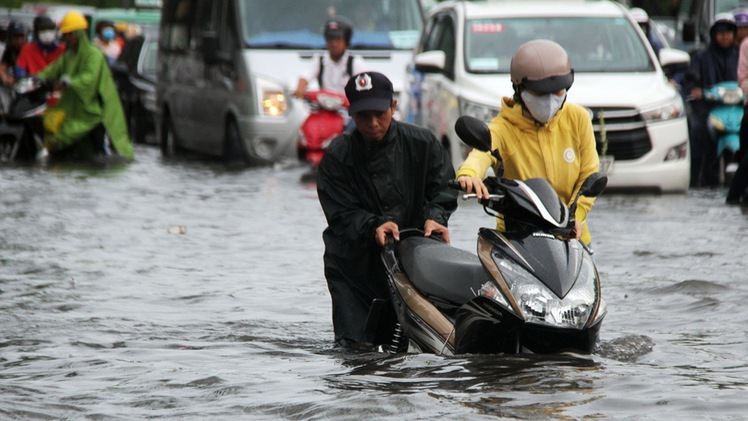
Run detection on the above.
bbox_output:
[465,17,655,74]
[237,0,422,50]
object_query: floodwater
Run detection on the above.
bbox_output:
[1,144,747,420]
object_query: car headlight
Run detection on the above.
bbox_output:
[480,248,602,329]
[255,76,288,117]
[640,96,685,122]
[459,97,500,123]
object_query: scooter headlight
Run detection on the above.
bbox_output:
[492,251,602,329]
[14,77,44,95]
[719,87,743,105]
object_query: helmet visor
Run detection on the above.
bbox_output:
[522,70,574,94]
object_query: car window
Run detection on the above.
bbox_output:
[423,14,456,76]
[464,17,655,73]
[142,39,158,77]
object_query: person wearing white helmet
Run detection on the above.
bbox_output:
[682,13,738,187]
[629,7,664,55]
[456,39,600,247]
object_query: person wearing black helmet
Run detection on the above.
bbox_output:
[0,20,29,85]
[456,40,600,247]
[16,15,66,78]
[682,13,739,188]
[293,16,366,98]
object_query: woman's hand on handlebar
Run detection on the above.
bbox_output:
[457,176,490,199]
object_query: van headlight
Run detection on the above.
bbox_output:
[459,97,500,123]
[481,251,603,329]
[640,96,685,122]
[255,76,288,117]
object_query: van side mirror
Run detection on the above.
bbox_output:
[414,50,446,74]
[201,31,220,65]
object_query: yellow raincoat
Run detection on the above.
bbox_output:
[456,97,599,245]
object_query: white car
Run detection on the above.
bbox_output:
[405,0,692,193]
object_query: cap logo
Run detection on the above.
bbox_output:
[355,74,373,91]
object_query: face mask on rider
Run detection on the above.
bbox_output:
[520,89,567,124]
[38,30,57,45]
[102,27,115,41]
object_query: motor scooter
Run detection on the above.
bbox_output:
[0,76,49,163]
[296,89,349,169]
[376,116,608,356]
[704,81,744,184]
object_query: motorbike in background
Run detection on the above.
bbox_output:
[0,76,50,163]
[296,89,349,169]
[376,116,608,356]
[704,81,744,184]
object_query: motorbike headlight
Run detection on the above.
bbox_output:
[640,96,685,123]
[491,251,601,329]
[459,97,500,124]
[14,77,43,94]
[720,87,744,105]
[255,76,288,117]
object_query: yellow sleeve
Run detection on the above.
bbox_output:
[571,106,600,244]
[456,148,496,179]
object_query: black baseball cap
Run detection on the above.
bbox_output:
[345,72,394,115]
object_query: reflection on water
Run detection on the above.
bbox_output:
[1,146,748,419]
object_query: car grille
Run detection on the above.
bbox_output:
[589,107,652,161]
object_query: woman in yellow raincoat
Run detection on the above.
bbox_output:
[38,11,133,161]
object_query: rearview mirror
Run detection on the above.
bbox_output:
[454,116,492,152]
[579,173,608,198]
[414,50,446,74]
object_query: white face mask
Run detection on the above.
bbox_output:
[520,90,567,124]
[38,30,57,45]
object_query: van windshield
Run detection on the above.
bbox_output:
[465,17,655,74]
[238,0,422,50]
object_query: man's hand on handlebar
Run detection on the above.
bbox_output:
[375,221,399,247]
[456,176,490,199]
[424,219,450,244]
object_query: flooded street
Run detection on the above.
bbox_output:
[1,144,747,420]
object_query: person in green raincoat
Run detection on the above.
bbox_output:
[38,11,133,161]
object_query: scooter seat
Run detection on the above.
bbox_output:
[397,236,491,310]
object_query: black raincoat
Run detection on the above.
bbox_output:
[317,120,457,347]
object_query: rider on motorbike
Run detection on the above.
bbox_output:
[456,39,600,245]
[293,16,366,98]
[37,11,132,161]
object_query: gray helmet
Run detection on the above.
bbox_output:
[510,39,574,94]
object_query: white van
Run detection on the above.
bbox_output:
[157,0,424,163]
